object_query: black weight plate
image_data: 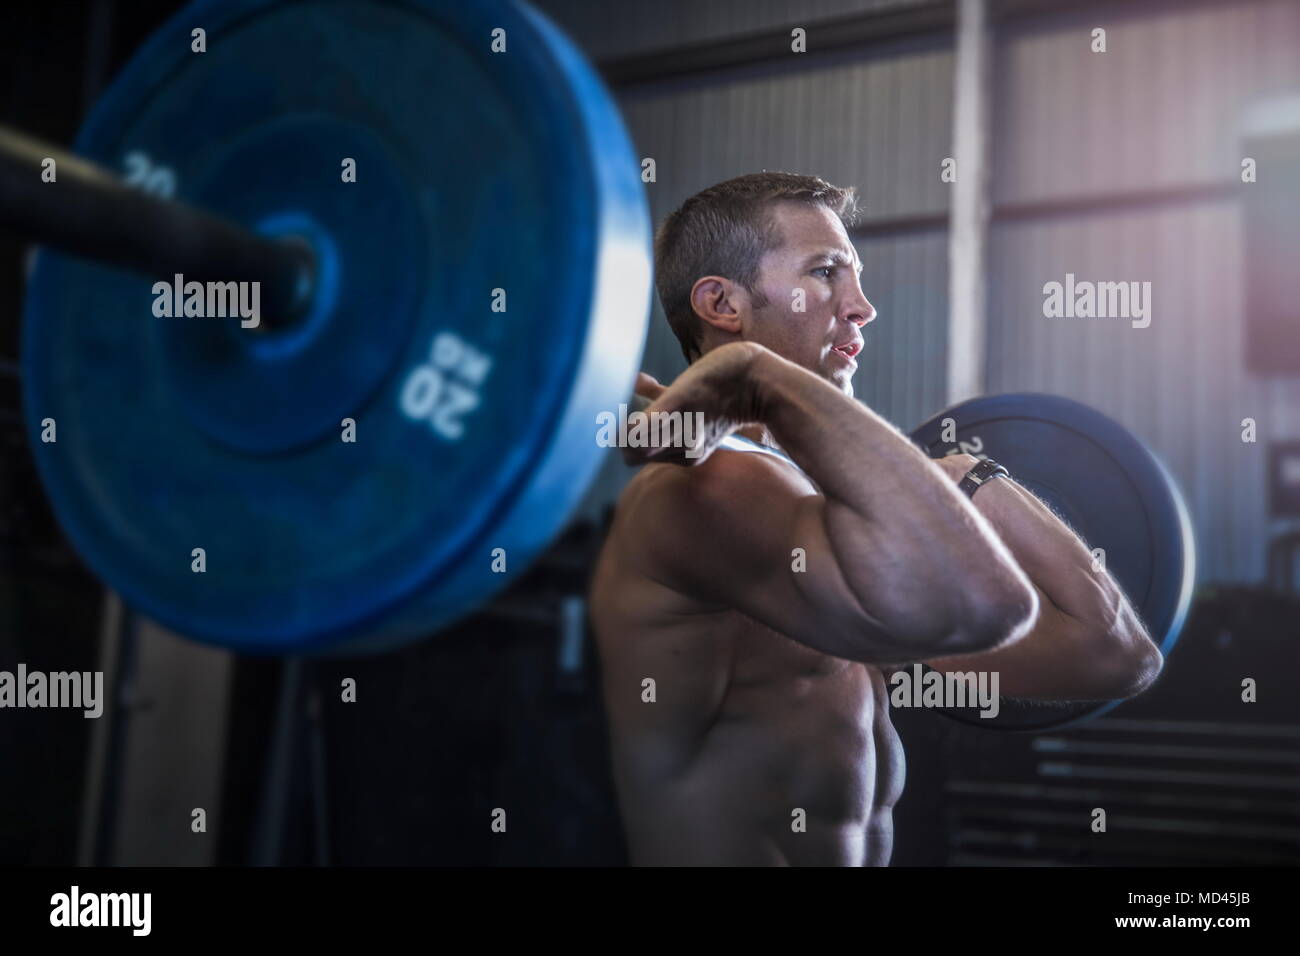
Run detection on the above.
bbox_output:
[910,393,1195,731]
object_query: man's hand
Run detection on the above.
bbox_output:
[623,342,768,466]
[633,371,666,403]
[616,344,1039,662]
[932,452,980,483]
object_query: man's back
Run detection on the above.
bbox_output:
[590,448,905,866]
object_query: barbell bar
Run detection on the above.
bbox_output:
[0,123,314,327]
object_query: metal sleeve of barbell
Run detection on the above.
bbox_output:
[0,124,313,324]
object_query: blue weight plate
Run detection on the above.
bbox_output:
[910,393,1196,731]
[23,0,651,653]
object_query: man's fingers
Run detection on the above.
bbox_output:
[623,444,711,468]
[620,443,673,467]
[623,373,728,466]
[634,371,667,401]
[620,421,722,468]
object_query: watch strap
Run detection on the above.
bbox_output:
[958,458,1010,498]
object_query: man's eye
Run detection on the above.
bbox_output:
[812,266,834,279]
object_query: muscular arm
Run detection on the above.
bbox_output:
[630,343,1038,663]
[922,454,1163,700]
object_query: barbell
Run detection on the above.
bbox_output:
[11,0,652,655]
[912,395,1195,731]
[2,0,1193,729]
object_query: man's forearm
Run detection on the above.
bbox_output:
[932,454,1161,697]
[749,348,1037,650]
[957,457,1144,638]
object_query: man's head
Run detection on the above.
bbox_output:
[654,171,876,395]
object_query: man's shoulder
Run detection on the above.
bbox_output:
[602,449,816,600]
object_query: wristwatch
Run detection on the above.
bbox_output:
[958,457,1010,498]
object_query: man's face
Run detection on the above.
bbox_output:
[743,202,875,396]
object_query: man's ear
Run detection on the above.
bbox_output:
[689,275,746,336]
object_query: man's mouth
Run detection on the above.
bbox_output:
[830,340,863,363]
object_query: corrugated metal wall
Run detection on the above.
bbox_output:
[543,0,1299,585]
[988,0,1300,583]
[539,0,956,519]
[614,47,954,415]
[538,0,934,59]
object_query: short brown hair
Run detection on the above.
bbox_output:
[653,172,858,363]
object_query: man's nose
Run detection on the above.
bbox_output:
[845,289,877,327]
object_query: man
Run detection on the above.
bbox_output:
[588,172,1162,866]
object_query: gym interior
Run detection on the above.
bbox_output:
[2,0,1298,869]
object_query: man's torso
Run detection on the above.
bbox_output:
[589,453,905,866]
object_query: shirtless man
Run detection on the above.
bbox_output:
[588,172,1164,866]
